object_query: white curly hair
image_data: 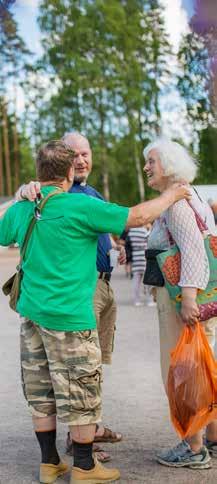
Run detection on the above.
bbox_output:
[143,137,198,183]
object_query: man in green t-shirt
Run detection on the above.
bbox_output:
[0,140,190,484]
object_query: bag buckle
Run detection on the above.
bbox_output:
[34,193,42,220]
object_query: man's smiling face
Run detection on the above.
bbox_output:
[63,133,92,183]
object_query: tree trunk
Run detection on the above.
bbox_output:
[134,140,145,202]
[2,101,12,196]
[128,109,145,202]
[100,135,110,200]
[13,114,20,191]
[99,95,110,201]
[102,167,110,201]
[154,91,161,136]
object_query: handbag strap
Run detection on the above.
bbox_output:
[163,191,209,246]
[187,200,209,233]
[19,188,63,266]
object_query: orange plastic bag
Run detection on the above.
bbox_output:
[167,321,217,439]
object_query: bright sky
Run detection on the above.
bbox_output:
[12,0,42,56]
[182,0,195,17]
[162,0,190,53]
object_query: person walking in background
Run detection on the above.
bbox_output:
[119,229,132,278]
[127,225,151,306]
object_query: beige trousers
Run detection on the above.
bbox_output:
[94,279,117,365]
[156,287,217,388]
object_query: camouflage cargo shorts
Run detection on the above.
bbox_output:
[20,319,102,425]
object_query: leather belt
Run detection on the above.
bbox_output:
[99,272,111,282]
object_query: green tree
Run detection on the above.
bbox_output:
[0,7,32,194]
[34,0,172,201]
[115,0,171,200]
[197,126,217,184]
[178,32,212,129]
[177,30,217,184]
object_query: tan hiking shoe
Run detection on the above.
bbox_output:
[70,459,120,483]
[39,461,69,483]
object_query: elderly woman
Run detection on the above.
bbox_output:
[143,137,217,470]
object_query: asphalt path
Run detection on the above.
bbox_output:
[0,250,216,483]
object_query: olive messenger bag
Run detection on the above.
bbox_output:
[2,189,62,311]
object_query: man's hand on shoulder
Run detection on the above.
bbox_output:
[163,183,191,205]
[16,181,41,201]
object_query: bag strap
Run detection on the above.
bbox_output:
[163,194,209,247]
[19,188,63,266]
[187,189,209,232]
[187,201,209,232]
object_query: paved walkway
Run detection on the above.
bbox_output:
[0,251,217,483]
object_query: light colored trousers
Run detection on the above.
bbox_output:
[94,279,117,365]
[132,271,144,304]
[156,287,217,388]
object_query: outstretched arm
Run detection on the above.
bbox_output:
[126,184,191,228]
[16,181,191,231]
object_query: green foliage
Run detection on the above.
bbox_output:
[0,7,31,93]
[177,31,217,184]
[196,126,217,184]
[19,135,35,184]
[6,0,216,198]
[0,7,33,194]
[27,0,172,201]
[178,32,212,128]
[0,101,34,193]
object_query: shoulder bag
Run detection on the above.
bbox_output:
[2,189,62,312]
[156,202,217,321]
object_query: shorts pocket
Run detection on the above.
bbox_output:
[63,330,102,412]
[68,367,102,412]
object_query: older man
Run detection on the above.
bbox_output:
[64,132,124,453]
[64,132,125,367]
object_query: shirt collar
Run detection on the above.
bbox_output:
[73,181,87,187]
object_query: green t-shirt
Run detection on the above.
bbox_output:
[0,186,129,331]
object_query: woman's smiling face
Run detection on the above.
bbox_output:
[144,148,168,192]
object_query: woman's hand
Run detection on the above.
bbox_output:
[181,288,200,326]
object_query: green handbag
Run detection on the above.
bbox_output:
[156,203,217,322]
[2,189,62,312]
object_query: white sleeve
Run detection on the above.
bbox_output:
[166,200,209,289]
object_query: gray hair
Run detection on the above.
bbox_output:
[143,137,198,183]
[62,131,90,149]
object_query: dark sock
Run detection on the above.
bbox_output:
[35,429,60,465]
[73,440,94,470]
